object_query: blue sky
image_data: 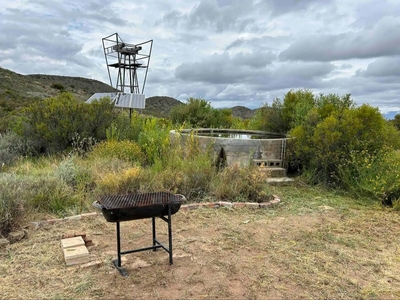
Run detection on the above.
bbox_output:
[1,0,400,114]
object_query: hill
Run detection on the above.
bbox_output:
[141,96,184,118]
[231,106,256,119]
[0,67,115,107]
[0,67,257,119]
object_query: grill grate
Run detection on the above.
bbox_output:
[98,191,181,210]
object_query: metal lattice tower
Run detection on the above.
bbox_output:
[86,33,153,111]
[102,33,153,94]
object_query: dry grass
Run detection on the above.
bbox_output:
[1,186,400,299]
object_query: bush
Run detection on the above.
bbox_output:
[70,133,97,157]
[391,114,400,131]
[0,132,23,168]
[27,176,77,214]
[290,99,400,186]
[51,83,65,91]
[170,98,233,128]
[53,156,93,191]
[134,133,215,200]
[212,164,270,202]
[95,166,142,195]
[138,117,171,165]
[11,93,116,153]
[89,140,145,165]
[249,90,315,133]
[0,174,26,235]
[1,131,42,165]
[338,148,400,202]
[0,171,83,233]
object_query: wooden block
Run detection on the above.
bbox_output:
[61,236,85,249]
[63,245,89,259]
[63,245,90,266]
[65,256,90,266]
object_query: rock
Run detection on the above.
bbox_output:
[79,260,102,269]
[218,201,233,208]
[319,205,334,210]
[0,237,10,247]
[8,230,26,243]
[245,202,260,209]
[29,221,45,230]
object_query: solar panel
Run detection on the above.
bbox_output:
[86,93,145,109]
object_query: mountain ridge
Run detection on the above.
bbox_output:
[0,67,257,119]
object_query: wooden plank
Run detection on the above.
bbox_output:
[61,236,85,249]
[63,245,89,260]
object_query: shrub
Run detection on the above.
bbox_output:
[70,132,97,157]
[53,156,93,191]
[11,93,116,153]
[138,117,171,165]
[27,176,77,214]
[289,99,400,186]
[89,140,145,164]
[249,90,315,133]
[391,114,400,131]
[95,166,142,194]
[134,132,216,200]
[0,171,83,233]
[51,83,65,91]
[170,98,233,128]
[338,148,400,202]
[0,131,42,167]
[0,174,26,234]
[212,164,270,202]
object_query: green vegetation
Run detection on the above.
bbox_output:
[50,83,65,91]
[253,89,400,201]
[11,93,116,153]
[0,88,399,235]
[170,97,234,128]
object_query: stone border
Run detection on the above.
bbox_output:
[180,195,281,211]
[28,195,281,230]
[29,212,98,230]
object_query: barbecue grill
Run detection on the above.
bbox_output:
[93,191,186,276]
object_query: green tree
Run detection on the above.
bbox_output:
[249,89,315,134]
[391,113,400,131]
[281,89,315,130]
[249,100,285,133]
[170,98,232,128]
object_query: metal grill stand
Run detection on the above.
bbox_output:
[113,204,174,277]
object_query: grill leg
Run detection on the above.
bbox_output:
[168,204,173,265]
[152,217,157,251]
[116,221,121,267]
[113,221,129,277]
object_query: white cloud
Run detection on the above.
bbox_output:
[279,16,400,61]
[0,0,399,113]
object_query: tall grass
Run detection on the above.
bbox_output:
[0,155,97,234]
[0,172,77,234]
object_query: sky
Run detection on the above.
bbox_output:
[1,0,400,114]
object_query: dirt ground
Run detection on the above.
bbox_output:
[1,204,400,299]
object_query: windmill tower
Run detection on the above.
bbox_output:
[86,33,153,116]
